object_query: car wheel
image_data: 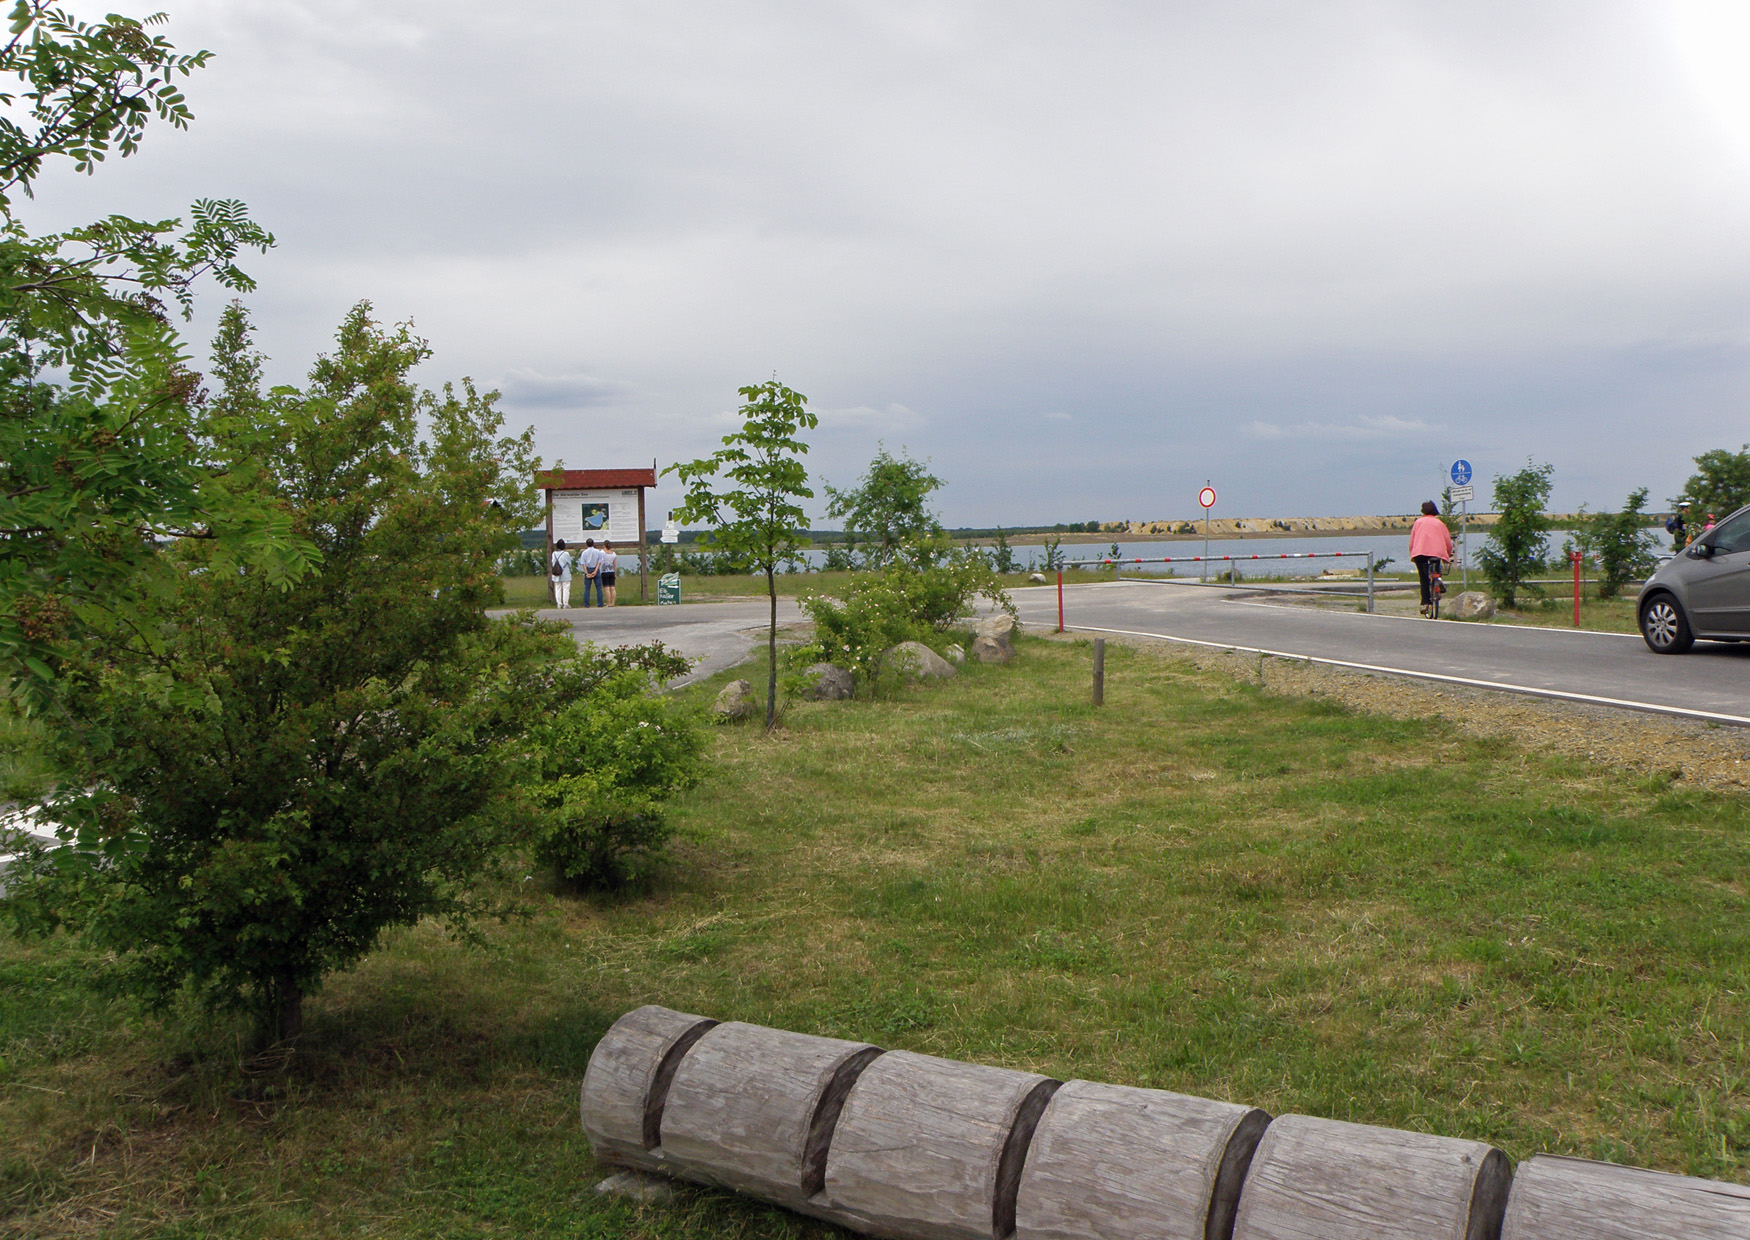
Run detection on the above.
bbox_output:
[1640,594,1694,654]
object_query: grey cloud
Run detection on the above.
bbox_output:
[496,370,635,410]
[20,0,1750,524]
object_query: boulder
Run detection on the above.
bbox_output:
[1452,591,1496,620]
[945,644,965,665]
[800,663,853,701]
[712,679,755,720]
[974,613,1019,640]
[971,634,1014,665]
[886,641,957,680]
[1027,572,1049,583]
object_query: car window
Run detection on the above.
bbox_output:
[1710,509,1750,554]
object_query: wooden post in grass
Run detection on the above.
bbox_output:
[1092,638,1105,706]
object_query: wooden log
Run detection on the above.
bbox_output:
[658,1021,883,1216]
[1501,1153,1750,1240]
[579,1005,717,1171]
[1014,1080,1270,1240]
[822,1048,1061,1240]
[1232,1114,1510,1240]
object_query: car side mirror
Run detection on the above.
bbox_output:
[1690,539,1716,558]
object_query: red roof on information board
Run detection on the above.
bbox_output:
[536,468,657,490]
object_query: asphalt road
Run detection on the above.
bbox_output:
[517,580,1750,724]
[518,599,800,686]
[1011,580,1750,725]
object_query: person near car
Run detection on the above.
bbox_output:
[578,538,604,608]
[1666,502,1690,551]
[1705,513,1717,532]
[549,539,573,609]
[600,540,618,607]
[1408,500,1455,618]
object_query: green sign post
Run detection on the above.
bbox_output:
[657,573,681,605]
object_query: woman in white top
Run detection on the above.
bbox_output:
[600,540,618,607]
[550,539,574,608]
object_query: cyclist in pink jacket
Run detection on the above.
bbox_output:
[1408,500,1455,618]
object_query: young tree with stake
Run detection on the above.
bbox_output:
[666,380,817,730]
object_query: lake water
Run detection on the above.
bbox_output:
[627,528,1589,579]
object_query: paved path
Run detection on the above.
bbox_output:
[509,581,1750,724]
[1009,580,1750,725]
[517,599,802,686]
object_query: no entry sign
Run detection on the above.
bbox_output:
[1198,486,1217,509]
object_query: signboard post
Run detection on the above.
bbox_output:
[1198,483,1217,582]
[536,465,658,604]
[1449,460,1473,592]
[657,573,681,605]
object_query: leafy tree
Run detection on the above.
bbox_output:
[1569,487,1658,599]
[3,303,551,1044]
[0,4,293,702]
[1477,459,1553,607]
[987,527,1017,574]
[824,445,943,568]
[667,379,817,730]
[1681,446,1750,520]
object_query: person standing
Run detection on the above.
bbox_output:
[1408,500,1454,618]
[578,538,604,608]
[1666,502,1690,551]
[549,540,573,609]
[600,540,618,607]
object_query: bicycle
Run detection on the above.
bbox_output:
[1428,561,1446,618]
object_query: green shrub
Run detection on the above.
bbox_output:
[797,548,1013,696]
[523,644,704,890]
[1567,488,1658,599]
[1478,460,1553,608]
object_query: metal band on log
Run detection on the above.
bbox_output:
[821,1048,1062,1240]
[1231,1114,1510,1240]
[1015,1080,1271,1240]
[579,1004,717,1171]
[1501,1154,1750,1239]
[658,1021,883,1215]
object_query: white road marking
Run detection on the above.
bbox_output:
[1060,623,1750,727]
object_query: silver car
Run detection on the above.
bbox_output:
[1638,503,1750,653]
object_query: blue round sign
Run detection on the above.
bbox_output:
[1450,459,1472,486]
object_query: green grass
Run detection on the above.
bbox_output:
[4,639,1748,1236]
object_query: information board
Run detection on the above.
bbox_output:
[550,489,641,545]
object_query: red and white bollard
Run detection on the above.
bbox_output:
[1570,551,1583,627]
[1056,569,1064,633]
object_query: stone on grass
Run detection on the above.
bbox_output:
[945,644,965,665]
[1452,591,1496,620]
[970,633,1014,665]
[886,641,957,680]
[1027,572,1049,583]
[595,1171,677,1205]
[800,663,853,701]
[974,613,1019,640]
[712,679,755,720]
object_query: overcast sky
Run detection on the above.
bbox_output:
[23,1,1750,525]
